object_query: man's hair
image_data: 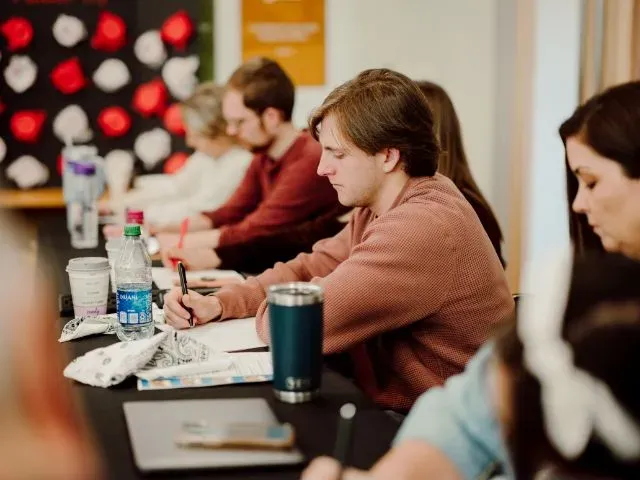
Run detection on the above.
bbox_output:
[227,57,295,121]
[309,69,440,177]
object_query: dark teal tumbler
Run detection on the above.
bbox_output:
[268,282,324,403]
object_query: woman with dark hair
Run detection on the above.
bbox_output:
[561,80,640,258]
[417,81,504,264]
[302,80,640,480]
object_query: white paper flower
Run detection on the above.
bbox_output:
[0,138,6,164]
[134,128,171,170]
[161,56,199,100]
[6,155,50,189]
[4,55,37,94]
[52,14,87,48]
[53,105,93,143]
[104,149,135,198]
[134,30,167,69]
[104,149,135,183]
[93,58,130,93]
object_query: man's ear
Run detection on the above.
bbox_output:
[261,107,283,131]
[381,148,402,173]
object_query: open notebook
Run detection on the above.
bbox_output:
[146,318,269,391]
[151,267,244,290]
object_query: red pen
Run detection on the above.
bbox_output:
[170,218,190,270]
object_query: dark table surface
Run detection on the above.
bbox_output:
[34,210,399,480]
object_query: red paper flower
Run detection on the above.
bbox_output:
[1,17,34,51]
[51,57,87,94]
[163,152,189,174]
[163,103,185,135]
[10,110,46,143]
[91,11,126,53]
[97,106,132,137]
[132,79,167,117]
[161,11,193,50]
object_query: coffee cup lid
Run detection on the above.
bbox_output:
[66,257,109,272]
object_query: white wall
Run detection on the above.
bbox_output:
[521,0,581,286]
[214,0,500,213]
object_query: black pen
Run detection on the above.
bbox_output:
[333,403,357,478]
[177,261,194,328]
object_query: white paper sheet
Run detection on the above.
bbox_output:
[225,351,272,376]
[151,267,244,290]
[157,317,267,352]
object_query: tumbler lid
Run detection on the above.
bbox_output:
[267,282,324,306]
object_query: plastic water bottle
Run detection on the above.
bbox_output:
[62,145,99,203]
[126,209,148,240]
[115,224,154,341]
[68,162,100,249]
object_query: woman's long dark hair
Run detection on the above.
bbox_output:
[497,253,640,479]
[559,81,640,254]
[416,81,504,261]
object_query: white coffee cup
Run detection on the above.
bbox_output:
[66,257,110,318]
[105,238,123,293]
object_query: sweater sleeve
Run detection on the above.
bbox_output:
[216,154,338,247]
[202,155,262,227]
[213,219,353,320]
[255,206,457,354]
[121,175,179,209]
[215,206,349,273]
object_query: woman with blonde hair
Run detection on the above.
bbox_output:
[417,81,504,265]
[104,82,251,231]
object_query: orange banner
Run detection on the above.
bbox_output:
[242,0,325,86]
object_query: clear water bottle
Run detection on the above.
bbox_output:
[115,224,154,341]
[62,145,99,204]
[68,162,99,249]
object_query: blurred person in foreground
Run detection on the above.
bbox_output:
[302,251,640,480]
[0,212,101,479]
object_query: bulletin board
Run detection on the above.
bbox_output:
[242,0,325,86]
[0,0,214,190]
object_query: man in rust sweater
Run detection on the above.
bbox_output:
[163,69,514,412]
[155,58,339,265]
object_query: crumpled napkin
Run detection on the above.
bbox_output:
[63,329,231,388]
[59,304,164,342]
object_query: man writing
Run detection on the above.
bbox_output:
[163,68,513,412]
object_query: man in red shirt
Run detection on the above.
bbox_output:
[155,58,340,267]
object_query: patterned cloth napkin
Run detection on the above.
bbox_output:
[59,304,165,342]
[63,329,231,388]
